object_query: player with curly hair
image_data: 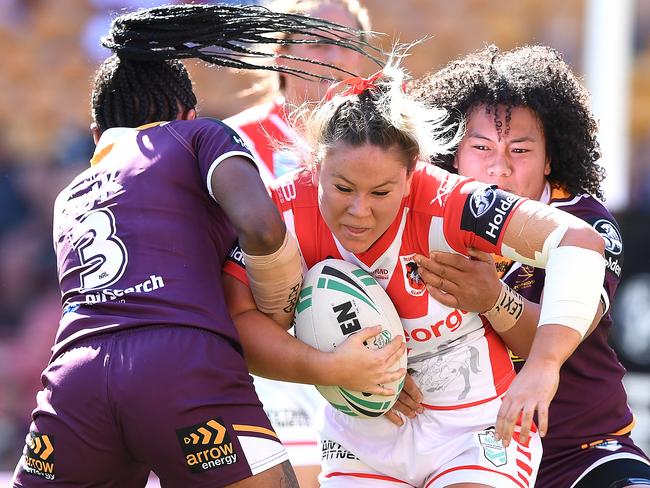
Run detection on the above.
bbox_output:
[408,45,650,488]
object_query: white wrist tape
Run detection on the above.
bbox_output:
[483,280,524,333]
[244,232,303,328]
[538,246,606,338]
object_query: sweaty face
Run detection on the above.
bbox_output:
[317,143,412,254]
[454,104,551,200]
[280,3,365,104]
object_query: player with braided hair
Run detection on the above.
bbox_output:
[9,4,398,487]
[408,45,650,488]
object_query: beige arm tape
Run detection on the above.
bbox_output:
[244,232,303,329]
[499,199,570,267]
[483,280,525,333]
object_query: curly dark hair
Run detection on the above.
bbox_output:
[412,45,605,199]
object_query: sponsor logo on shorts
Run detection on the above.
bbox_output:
[461,185,521,246]
[478,428,507,467]
[176,418,238,473]
[321,440,359,460]
[581,438,623,452]
[22,432,55,480]
[266,408,311,428]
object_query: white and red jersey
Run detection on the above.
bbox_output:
[226,162,526,409]
[225,97,307,184]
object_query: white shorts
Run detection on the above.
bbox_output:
[319,397,541,487]
[253,376,327,467]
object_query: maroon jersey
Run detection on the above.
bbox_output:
[52,118,255,358]
[504,186,631,452]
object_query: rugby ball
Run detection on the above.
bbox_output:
[294,259,407,418]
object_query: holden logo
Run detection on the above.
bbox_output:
[470,187,497,218]
[594,219,622,255]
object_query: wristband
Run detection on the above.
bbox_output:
[483,280,524,333]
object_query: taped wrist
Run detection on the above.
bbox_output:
[244,232,303,328]
[538,246,606,338]
[483,280,524,333]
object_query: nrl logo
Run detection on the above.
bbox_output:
[478,429,507,467]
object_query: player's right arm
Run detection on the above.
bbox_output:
[222,272,406,394]
[439,182,606,446]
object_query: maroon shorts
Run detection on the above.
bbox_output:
[11,325,287,487]
[538,435,650,488]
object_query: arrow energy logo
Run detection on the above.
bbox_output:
[22,432,55,480]
[176,418,238,473]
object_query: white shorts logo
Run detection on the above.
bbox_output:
[478,429,507,467]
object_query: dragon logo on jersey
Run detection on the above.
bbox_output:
[478,428,507,467]
[469,186,497,218]
[594,219,622,255]
[400,255,426,296]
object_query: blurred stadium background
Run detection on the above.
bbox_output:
[0,0,648,483]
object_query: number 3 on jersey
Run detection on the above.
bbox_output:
[75,209,128,291]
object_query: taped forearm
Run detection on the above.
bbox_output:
[500,199,570,268]
[244,232,303,329]
[538,246,606,338]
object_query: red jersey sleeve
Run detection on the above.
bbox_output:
[443,180,526,255]
[410,164,525,256]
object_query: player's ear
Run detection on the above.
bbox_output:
[403,165,415,197]
[90,123,101,145]
[178,106,197,121]
[544,155,551,176]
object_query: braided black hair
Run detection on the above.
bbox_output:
[92,3,380,133]
[412,45,605,199]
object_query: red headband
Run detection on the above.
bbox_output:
[324,70,383,101]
